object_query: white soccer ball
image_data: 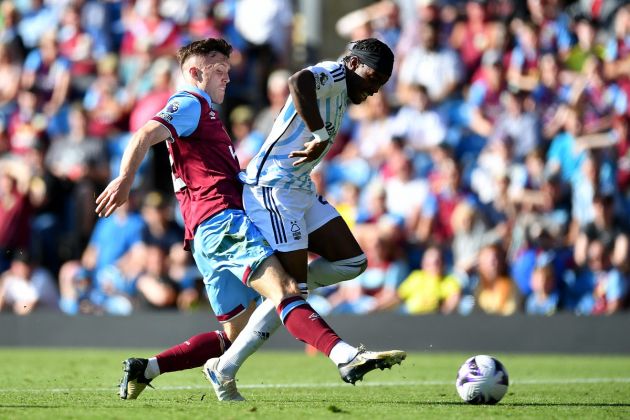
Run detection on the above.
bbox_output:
[455,355,509,404]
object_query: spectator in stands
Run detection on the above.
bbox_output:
[0,250,58,314]
[574,192,630,272]
[545,105,585,185]
[82,54,132,138]
[532,53,571,137]
[331,181,361,231]
[58,201,145,315]
[0,159,33,272]
[119,0,180,61]
[0,1,26,62]
[566,239,629,315]
[253,68,291,139]
[166,242,201,311]
[230,105,264,169]
[571,56,627,135]
[0,41,22,128]
[135,244,178,310]
[563,14,604,73]
[44,104,109,249]
[345,91,394,168]
[450,200,504,278]
[463,49,506,142]
[490,90,541,162]
[525,0,572,55]
[398,19,463,105]
[415,158,468,246]
[139,191,183,252]
[21,30,71,137]
[570,151,613,234]
[355,181,402,229]
[128,57,176,132]
[465,244,518,316]
[389,83,446,176]
[386,245,461,315]
[16,0,57,52]
[234,0,293,108]
[322,221,407,315]
[380,145,429,228]
[507,21,541,92]
[8,87,47,154]
[57,4,97,97]
[525,254,559,315]
[603,5,630,82]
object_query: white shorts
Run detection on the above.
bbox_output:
[243,185,340,252]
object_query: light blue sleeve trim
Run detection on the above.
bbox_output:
[157,91,202,137]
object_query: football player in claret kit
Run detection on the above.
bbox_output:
[205,38,401,400]
[94,38,405,401]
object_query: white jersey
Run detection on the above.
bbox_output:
[239,61,348,191]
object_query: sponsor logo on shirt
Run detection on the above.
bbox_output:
[158,112,173,122]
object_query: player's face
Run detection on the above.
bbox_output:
[199,54,231,104]
[345,57,390,105]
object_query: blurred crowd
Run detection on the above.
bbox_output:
[1,0,629,317]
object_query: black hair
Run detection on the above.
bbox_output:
[343,38,394,76]
[344,38,393,61]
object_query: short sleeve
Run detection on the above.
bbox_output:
[606,271,628,301]
[397,272,418,300]
[23,50,42,72]
[440,274,461,299]
[153,92,202,138]
[307,62,344,99]
[604,38,618,62]
[467,81,486,108]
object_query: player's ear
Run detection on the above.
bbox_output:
[347,56,361,71]
[189,66,201,82]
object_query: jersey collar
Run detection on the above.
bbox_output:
[183,84,214,108]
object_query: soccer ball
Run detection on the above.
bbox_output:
[456,355,509,404]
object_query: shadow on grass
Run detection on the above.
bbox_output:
[245,399,630,408]
[393,401,630,408]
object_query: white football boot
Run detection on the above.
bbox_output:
[338,345,407,384]
[203,358,245,401]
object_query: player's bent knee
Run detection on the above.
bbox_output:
[249,255,301,304]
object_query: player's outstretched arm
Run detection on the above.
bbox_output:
[95,121,171,217]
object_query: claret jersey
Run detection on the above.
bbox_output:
[152,85,243,246]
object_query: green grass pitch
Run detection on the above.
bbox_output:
[0,348,629,419]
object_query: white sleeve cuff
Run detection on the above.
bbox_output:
[311,127,330,143]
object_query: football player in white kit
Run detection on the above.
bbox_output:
[204,38,397,400]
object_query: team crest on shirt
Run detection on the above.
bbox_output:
[166,101,180,113]
[315,73,329,91]
[209,109,216,119]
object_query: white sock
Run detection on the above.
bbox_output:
[217,298,281,378]
[328,341,358,366]
[144,357,160,379]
